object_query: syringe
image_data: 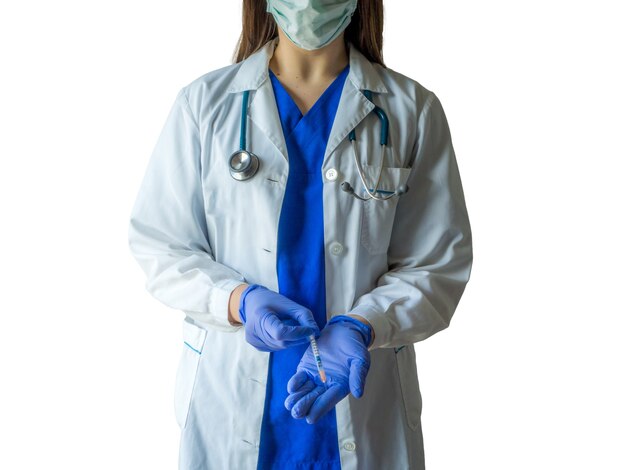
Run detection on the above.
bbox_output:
[308,334,327,384]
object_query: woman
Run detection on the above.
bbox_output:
[128,0,473,468]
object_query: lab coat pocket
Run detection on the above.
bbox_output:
[394,345,422,431]
[359,164,412,255]
[174,318,207,429]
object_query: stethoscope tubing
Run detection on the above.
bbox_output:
[239,90,250,151]
[229,86,408,201]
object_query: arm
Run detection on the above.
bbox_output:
[128,87,248,329]
[347,92,473,349]
[228,283,248,325]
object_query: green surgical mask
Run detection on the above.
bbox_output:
[266,0,358,51]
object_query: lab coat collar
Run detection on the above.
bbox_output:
[227,36,386,167]
[226,36,388,94]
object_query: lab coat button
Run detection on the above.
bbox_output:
[325,168,339,181]
[329,242,344,255]
[343,442,356,451]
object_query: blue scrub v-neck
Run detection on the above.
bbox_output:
[256,64,349,470]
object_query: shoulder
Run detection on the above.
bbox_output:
[374,63,439,115]
[174,61,244,120]
[373,64,454,165]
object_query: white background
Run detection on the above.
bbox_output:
[1,0,624,468]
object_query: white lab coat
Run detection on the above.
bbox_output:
[128,37,472,470]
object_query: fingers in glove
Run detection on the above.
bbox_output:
[289,385,327,419]
[284,380,316,411]
[263,313,315,345]
[291,307,320,335]
[349,359,370,398]
[287,370,312,394]
[304,383,346,424]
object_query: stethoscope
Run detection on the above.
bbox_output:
[228,89,409,201]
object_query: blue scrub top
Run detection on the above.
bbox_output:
[256,64,350,470]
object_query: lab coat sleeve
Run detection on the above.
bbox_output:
[128,87,247,329]
[347,92,473,349]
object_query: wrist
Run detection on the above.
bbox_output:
[329,314,374,348]
[235,283,267,324]
[228,283,249,325]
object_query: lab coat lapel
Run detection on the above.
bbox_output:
[248,77,289,162]
[227,38,289,162]
[322,42,388,168]
[322,80,374,168]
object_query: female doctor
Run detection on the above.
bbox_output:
[128,0,473,469]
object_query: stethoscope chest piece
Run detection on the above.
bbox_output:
[229,149,260,181]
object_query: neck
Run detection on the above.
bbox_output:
[269,31,349,82]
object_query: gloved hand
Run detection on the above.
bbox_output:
[238,284,320,352]
[284,315,372,424]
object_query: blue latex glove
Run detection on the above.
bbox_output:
[238,284,320,352]
[284,315,372,424]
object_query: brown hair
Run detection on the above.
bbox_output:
[232,0,386,68]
